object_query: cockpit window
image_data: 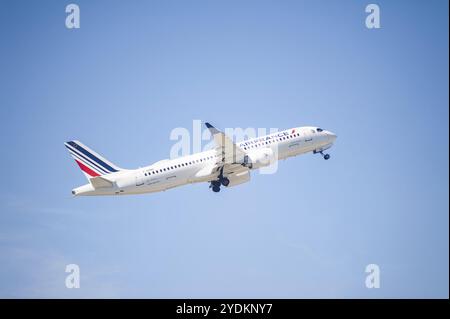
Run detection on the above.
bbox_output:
[317,128,323,132]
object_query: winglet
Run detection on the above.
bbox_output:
[204,122,247,164]
[205,122,220,135]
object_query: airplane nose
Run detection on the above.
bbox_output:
[326,131,337,142]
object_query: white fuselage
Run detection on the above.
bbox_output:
[72,126,337,196]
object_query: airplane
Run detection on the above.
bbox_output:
[64,123,337,196]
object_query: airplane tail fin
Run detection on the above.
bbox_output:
[64,140,122,179]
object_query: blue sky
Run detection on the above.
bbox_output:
[0,0,448,298]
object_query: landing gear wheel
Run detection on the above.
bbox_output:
[211,180,220,187]
[221,177,230,187]
[324,154,330,160]
[212,185,221,193]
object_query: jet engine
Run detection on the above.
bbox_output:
[227,170,251,187]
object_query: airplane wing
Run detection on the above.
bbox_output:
[205,122,247,164]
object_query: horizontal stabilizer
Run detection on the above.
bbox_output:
[89,176,114,189]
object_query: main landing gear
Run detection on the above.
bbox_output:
[221,177,230,187]
[210,167,230,192]
[314,150,331,160]
[210,180,221,193]
[210,177,230,193]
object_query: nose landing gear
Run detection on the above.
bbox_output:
[314,150,331,160]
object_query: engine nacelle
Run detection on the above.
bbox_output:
[242,148,275,169]
[227,170,251,187]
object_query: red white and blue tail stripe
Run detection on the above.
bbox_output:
[64,140,122,178]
